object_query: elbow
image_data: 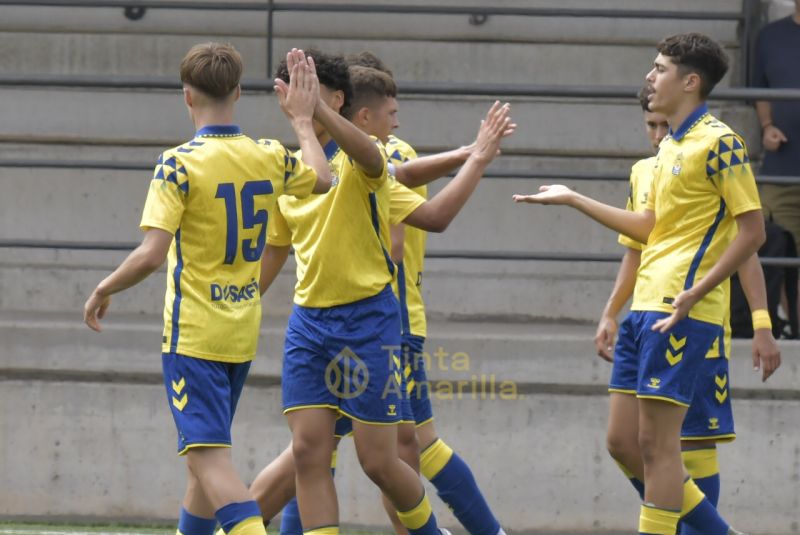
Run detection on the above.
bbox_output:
[143,251,167,272]
[753,223,767,251]
[427,217,449,233]
[312,168,333,194]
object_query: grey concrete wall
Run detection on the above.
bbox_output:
[1,312,798,533]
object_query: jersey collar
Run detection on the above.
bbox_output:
[669,103,709,142]
[323,139,339,161]
[195,125,242,137]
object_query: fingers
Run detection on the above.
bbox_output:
[651,314,677,333]
[84,307,101,332]
[512,194,534,203]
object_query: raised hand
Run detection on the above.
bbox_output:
[512,184,576,206]
[470,101,515,164]
[274,48,319,123]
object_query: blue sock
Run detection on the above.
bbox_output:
[421,440,500,535]
[680,478,729,535]
[279,498,302,535]
[178,507,217,535]
[215,501,262,534]
[679,474,721,535]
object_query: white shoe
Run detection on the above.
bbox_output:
[439,529,452,535]
[728,529,749,535]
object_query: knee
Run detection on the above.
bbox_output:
[397,426,420,464]
[359,451,394,487]
[606,429,637,465]
[292,436,331,472]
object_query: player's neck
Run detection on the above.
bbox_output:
[667,98,704,135]
[793,9,800,24]
[317,131,333,150]
[191,108,236,132]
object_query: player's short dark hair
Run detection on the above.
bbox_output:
[344,66,397,120]
[656,33,729,99]
[638,86,653,112]
[180,42,243,100]
[345,51,394,78]
[274,48,352,112]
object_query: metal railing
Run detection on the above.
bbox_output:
[0,0,758,83]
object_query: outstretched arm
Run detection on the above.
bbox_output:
[513,185,655,244]
[84,228,173,331]
[402,102,513,233]
[393,106,516,189]
[737,254,781,381]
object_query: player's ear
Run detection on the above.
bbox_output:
[232,85,241,103]
[183,86,193,109]
[356,106,370,127]
[331,89,345,114]
[684,72,701,95]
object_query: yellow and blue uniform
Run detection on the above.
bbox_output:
[611,154,736,441]
[386,135,437,426]
[269,138,409,424]
[615,103,761,407]
[141,124,317,454]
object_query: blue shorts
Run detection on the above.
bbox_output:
[162,352,250,455]
[402,334,434,426]
[282,285,405,424]
[681,328,735,441]
[609,311,722,406]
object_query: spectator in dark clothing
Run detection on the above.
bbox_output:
[752,0,800,248]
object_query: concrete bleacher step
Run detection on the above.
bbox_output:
[0,33,741,87]
[1,310,797,531]
[0,86,760,156]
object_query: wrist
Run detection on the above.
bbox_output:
[752,308,772,331]
[761,122,773,130]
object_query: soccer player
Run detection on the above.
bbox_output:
[82,42,331,535]
[253,50,512,535]
[514,33,764,535]
[597,88,781,534]
[349,54,510,535]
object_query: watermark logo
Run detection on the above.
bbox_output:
[325,347,369,399]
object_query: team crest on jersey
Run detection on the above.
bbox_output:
[672,153,683,175]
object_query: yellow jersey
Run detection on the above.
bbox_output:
[631,104,761,326]
[621,155,731,358]
[386,136,429,337]
[267,138,394,307]
[140,125,317,362]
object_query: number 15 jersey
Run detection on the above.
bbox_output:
[140,125,317,363]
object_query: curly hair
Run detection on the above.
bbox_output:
[274,48,352,112]
[638,86,653,112]
[656,33,729,99]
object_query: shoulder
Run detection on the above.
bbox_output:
[385,135,417,163]
[254,138,287,155]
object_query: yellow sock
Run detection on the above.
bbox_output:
[681,449,719,480]
[304,528,339,535]
[680,478,705,516]
[228,517,266,535]
[419,439,453,480]
[397,494,433,530]
[639,504,680,535]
